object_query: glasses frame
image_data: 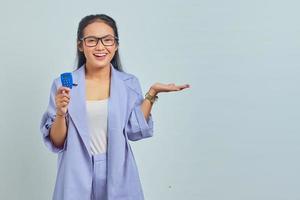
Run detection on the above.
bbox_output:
[80,34,119,47]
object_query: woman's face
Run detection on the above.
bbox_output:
[78,21,118,69]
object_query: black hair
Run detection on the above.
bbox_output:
[76,14,123,71]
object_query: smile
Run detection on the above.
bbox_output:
[93,53,108,60]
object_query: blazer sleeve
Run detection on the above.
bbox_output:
[40,79,68,153]
[126,76,154,141]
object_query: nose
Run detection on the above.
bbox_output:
[95,39,105,50]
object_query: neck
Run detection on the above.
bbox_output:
[85,63,111,80]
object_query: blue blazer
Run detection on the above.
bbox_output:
[40,65,154,200]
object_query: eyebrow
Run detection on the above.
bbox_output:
[84,34,114,38]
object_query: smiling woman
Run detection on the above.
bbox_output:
[40,14,190,200]
[76,14,122,71]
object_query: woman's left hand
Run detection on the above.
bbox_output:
[149,83,190,95]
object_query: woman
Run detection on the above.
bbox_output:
[40,14,190,200]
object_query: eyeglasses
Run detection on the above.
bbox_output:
[80,35,118,47]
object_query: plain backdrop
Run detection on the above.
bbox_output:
[0,0,299,199]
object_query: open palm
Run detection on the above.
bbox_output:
[151,83,190,94]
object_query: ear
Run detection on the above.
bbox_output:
[77,41,83,52]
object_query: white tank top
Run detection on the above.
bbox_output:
[86,99,108,155]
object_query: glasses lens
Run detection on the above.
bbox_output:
[85,37,98,47]
[102,36,115,46]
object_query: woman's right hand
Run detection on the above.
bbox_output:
[55,87,71,116]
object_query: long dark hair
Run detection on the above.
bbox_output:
[76,14,123,71]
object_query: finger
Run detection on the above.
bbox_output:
[60,98,70,104]
[63,96,70,101]
[60,92,70,97]
[168,83,175,86]
[58,102,68,108]
[57,86,69,93]
[177,86,186,90]
[167,85,187,91]
[61,102,69,106]
[177,84,190,89]
[64,89,71,95]
[57,93,70,100]
[61,93,71,99]
[57,87,71,94]
[62,99,70,105]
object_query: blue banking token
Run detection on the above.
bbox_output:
[60,72,73,89]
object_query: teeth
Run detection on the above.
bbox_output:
[94,53,107,56]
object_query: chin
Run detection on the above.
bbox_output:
[92,62,111,69]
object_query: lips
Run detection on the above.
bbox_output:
[93,53,108,60]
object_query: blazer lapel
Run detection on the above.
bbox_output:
[68,66,90,156]
[107,65,131,176]
[107,66,128,131]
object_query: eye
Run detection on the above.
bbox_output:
[86,37,97,42]
[103,38,114,42]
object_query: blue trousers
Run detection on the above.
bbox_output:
[91,152,107,200]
